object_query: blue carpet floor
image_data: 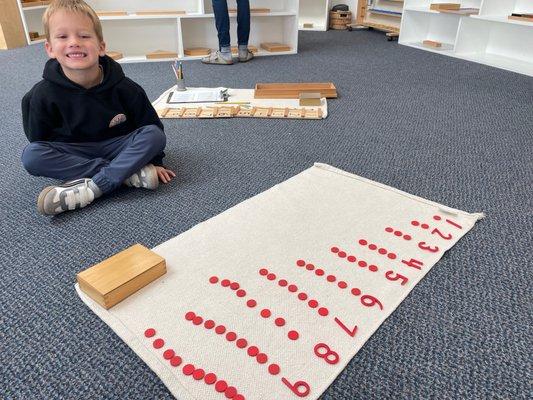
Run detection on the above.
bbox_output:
[0,30,531,399]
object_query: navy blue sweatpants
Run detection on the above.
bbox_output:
[21,125,166,194]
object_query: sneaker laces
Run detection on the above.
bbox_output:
[61,180,96,211]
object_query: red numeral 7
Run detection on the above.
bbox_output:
[334,317,358,337]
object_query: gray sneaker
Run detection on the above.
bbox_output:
[201,50,234,65]
[123,164,159,190]
[37,178,102,215]
[238,50,254,63]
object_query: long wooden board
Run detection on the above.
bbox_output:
[254,83,337,99]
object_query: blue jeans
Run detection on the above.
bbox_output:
[21,125,166,194]
[212,0,250,48]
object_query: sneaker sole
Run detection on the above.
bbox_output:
[37,185,56,215]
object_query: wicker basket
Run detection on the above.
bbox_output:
[329,10,352,30]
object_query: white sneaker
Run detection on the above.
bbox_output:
[123,164,159,190]
[37,178,102,215]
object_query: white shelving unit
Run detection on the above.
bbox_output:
[400,0,533,77]
[15,0,299,63]
[16,1,49,45]
[298,0,330,31]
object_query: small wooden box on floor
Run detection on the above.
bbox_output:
[77,244,166,309]
[299,92,321,106]
[254,82,337,99]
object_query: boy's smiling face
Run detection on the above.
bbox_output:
[45,10,105,77]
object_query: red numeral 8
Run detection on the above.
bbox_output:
[313,343,339,365]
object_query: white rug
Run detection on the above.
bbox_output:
[76,163,483,400]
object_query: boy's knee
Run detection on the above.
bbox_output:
[144,124,166,151]
[21,142,48,175]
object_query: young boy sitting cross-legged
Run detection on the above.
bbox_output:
[21,0,175,216]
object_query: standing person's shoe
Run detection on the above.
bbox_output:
[201,50,234,65]
[123,164,159,190]
[37,178,102,215]
[238,50,254,63]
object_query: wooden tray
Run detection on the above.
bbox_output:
[96,10,128,17]
[254,82,337,99]
[184,47,211,56]
[107,51,124,60]
[146,50,178,59]
[135,10,186,15]
[260,42,291,52]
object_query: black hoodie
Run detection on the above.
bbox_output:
[22,55,165,165]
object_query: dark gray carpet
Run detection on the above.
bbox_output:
[1,30,531,399]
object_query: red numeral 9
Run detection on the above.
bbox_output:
[281,377,311,397]
[314,343,339,365]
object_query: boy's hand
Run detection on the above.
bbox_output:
[155,166,176,183]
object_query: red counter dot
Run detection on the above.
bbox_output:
[388,253,397,260]
[268,364,281,375]
[209,276,219,284]
[351,288,361,296]
[275,317,286,327]
[215,325,226,334]
[236,338,248,348]
[260,309,271,318]
[259,268,268,275]
[278,279,288,287]
[221,279,231,287]
[327,274,336,282]
[288,330,299,340]
[246,299,257,308]
[153,338,164,349]
[338,251,347,258]
[421,223,429,229]
[306,263,315,271]
[230,282,240,290]
[170,356,182,367]
[359,239,367,245]
[226,332,237,342]
[394,230,402,236]
[288,284,298,292]
[256,353,268,364]
[338,281,348,289]
[347,255,356,263]
[308,300,318,308]
[296,259,306,267]
[404,235,412,240]
[298,292,308,301]
[163,349,175,360]
[247,346,259,356]
[236,289,246,297]
[369,244,377,250]
[185,312,195,321]
[433,215,442,220]
[378,248,387,254]
[411,220,419,226]
[234,395,245,400]
[331,246,339,253]
[267,273,276,281]
[193,369,205,380]
[204,320,215,329]
[369,265,378,272]
[315,269,324,276]
[318,307,329,316]
[225,386,237,399]
[385,227,394,232]
[205,373,217,384]
[358,260,367,268]
[182,364,195,375]
[144,328,156,338]
[215,380,228,393]
[193,316,203,325]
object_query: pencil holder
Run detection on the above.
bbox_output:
[176,78,186,91]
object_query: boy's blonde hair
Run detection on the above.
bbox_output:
[43,0,103,42]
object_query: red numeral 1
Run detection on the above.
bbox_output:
[281,377,311,397]
[334,317,358,337]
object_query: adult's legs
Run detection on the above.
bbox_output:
[236,0,250,46]
[212,0,231,49]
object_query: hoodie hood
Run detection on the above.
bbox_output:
[42,55,125,91]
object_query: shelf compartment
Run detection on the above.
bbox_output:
[399,8,461,47]
[88,0,200,14]
[179,14,297,58]
[100,18,179,61]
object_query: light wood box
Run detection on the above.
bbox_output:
[429,3,460,11]
[146,49,178,59]
[254,82,337,99]
[77,244,166,309]
[260,42,291,52]
[299,92,321,106]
